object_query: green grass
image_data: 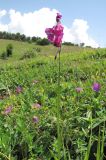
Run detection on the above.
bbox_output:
[0,39,93,65]
[0,39,106,160]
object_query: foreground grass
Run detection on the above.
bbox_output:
[0,40,106,159]
[0,39,93,66]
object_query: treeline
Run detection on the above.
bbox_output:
[62,42,79,46]
[0,31,50,45]
[63,42,93,48]
[0,31,92,47]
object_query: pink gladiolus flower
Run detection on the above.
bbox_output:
[45,13,64,47]
[45,28,54,43]
[56,13,62,22]
[52,24,64,47]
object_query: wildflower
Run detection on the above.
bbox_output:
[92,83,100,92]
[56,13,62,22]
[32,103,41,109]
[2,106,12,115]
[76,87,83,93]
[16,86,23,94]
[45,28,54,43]
[45,13,64,48]
[32,116,39,123]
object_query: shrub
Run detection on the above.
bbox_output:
[6,43,13,57]
[33,47,41,53]
[0,51,7,59]
[63,42,75,46]
[36,38,50,45]
[20,50,36,60]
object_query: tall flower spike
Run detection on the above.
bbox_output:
[45,12,64,59]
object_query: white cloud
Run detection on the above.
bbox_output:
[0,10,8,31]
[8,8,57,37]
[0,10,7,19]
[0,8,98,47]
[63,19,99,48]
[0,24,8,31]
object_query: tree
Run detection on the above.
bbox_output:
[32,36,37,42]
[36,38,50,45]
[80,43,85,47]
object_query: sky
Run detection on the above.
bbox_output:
[0,0,106,48]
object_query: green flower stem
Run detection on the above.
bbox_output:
[56,47,62,159]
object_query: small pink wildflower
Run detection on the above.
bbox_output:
[16,86,23,94]
[76,87,83,93]
[32,103,41,109]
[2,106,13,115]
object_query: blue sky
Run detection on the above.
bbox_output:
[0,0,106,47]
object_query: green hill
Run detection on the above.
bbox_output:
[0,39,106,159]
[0,39,95,66]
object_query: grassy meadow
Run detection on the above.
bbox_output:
[0,39,106,160]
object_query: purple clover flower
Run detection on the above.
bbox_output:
[16,86,23,94]
[32,103,41,109]
[32,116,39,123]
[3,106,13,115]
[92,83,100,92]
